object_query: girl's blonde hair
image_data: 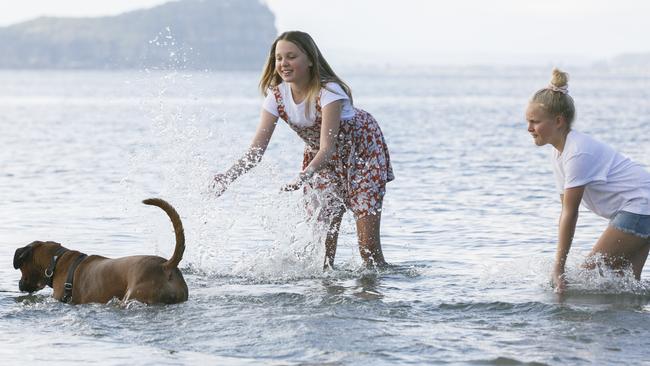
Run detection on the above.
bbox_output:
[259,31,352,118]
[530,68,576,128]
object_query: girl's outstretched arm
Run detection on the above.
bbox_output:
[554,186,585,293]
[213,109,279,195]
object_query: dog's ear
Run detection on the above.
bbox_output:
[13,246,33,269]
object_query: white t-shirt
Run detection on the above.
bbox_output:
[262,82,355,127]
[552,130,650,218]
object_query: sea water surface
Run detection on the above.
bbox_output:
[1,67,650,365]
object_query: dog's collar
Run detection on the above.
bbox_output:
[44,247,69,288]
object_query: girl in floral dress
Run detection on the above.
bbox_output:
[213,31,394,268]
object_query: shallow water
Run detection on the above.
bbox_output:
[1,67,650,365]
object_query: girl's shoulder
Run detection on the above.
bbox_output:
[566,130,615,157]
[570,130,603,147]
[320,82,348,98]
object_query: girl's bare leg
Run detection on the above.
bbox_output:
[586,225,650,279]
[324,209,345,269]
[356,212,387,267]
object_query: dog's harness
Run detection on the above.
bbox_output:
[62,253,87,303]
[44,249,88,303]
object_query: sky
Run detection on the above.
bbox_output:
[1,0,649,66]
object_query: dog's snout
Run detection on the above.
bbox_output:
[18,279,37,293]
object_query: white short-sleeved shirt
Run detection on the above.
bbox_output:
[552,130,650,218]
[262,82,355,127]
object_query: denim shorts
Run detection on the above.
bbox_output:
[610,211,650,239]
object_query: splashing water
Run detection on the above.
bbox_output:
[481,250,650,297]
[568,253,650,295]
[123,36,365,281]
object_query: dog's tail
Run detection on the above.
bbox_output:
[143,198,185,270]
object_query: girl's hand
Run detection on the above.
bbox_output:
[281,181,302,192]
[281,170,312,192]
[281,176,304,192]
[552,270,567,294]
[212,173,230,197]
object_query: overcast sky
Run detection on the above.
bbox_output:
[1,0,649,66]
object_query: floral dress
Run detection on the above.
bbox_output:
[272,86,394,219]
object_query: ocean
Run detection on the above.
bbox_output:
[1,67,650,365]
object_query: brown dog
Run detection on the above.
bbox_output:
[13,198,188,305]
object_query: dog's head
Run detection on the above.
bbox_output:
[14,241,63,293]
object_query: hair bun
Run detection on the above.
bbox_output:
[550,68,569,88]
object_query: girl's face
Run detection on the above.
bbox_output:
[525,102,565,147]
[275,40,312,85]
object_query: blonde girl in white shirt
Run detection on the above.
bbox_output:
[526,68,650,293]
